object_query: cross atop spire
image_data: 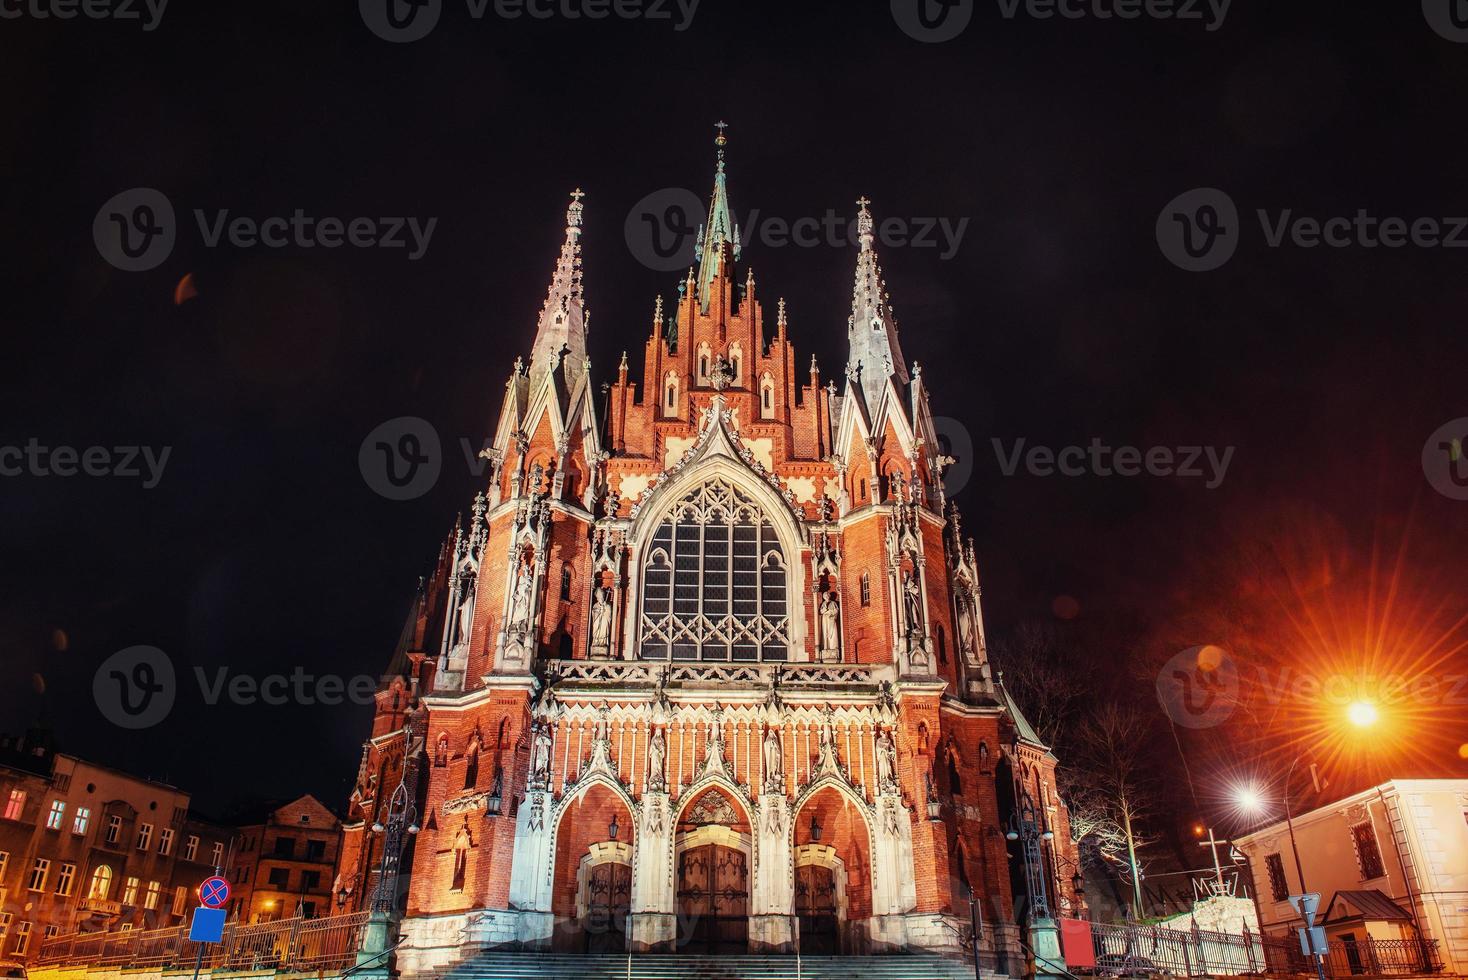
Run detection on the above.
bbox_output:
[695,121,740,314]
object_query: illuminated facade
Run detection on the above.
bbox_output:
[335,132,1079,971]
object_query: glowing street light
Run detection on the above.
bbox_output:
[1347,700,1379,728]
[1233,784,1265,816]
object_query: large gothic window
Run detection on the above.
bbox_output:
[639,478,789,661]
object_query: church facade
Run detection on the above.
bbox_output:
[335,132,1079,972]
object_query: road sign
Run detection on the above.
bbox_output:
[1298,926,1327,957]
[1288,892,1321,926]
[189,907,227,944]
[198,876,231,909]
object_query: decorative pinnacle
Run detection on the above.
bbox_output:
[778,297,788,327]
[715,120,729,171]
[653,294,663,325]
[856,196,874,249]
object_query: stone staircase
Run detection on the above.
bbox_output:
[437,951,988,980]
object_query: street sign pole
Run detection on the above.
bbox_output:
[1289,893,1328,980]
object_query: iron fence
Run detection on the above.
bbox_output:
[35,912,369,975]
[1069,918,1442,978]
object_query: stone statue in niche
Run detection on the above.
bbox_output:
[589,586,613,653]
[957,596,977,654]
[455,579,476,647]
[902,571,924,632]
[876,729,897,791]
[819,591,841,656]
[530,722,553,783]
[510,563,535,629]
[647,726,666,791]
[762,725,784,792]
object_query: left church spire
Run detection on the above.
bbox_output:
[527,189,589,392]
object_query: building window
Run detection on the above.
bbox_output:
[3,790,25,821]
[122,876,139,906]
[136,823,153,851]
[105,814,122,844]
[268,868,290,889]
[560,564,573,602]
[73,807,90,835]
[1352,822,1386,880]
[172,886,188,916]
[11,921,31,957]
[55,863,75,897]
[211,842,224,867]
[0,851,8,883]
[1265,853,1289,902]
[860,572,871,607]
[45,800,65,831]
[43,926,58,942]
[144,880,161,910]
[0,913,10,938]
[305,840,326,862]
[26,859,49,892]
[88,866,113,900]
[273,837,296,859]
[303,870,322,891]
[664,372,679,413]
[637,477,790,662]
[184,835,199,862]
[159,828,174,856]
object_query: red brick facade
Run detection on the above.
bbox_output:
[336,134,1078,965]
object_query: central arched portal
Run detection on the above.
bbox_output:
[674,788,752,954]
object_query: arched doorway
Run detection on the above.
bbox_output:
[551,783,634,953]
[793,785,873,954]
[675,788,752,954]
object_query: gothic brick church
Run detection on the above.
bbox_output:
[336,129,1079,972]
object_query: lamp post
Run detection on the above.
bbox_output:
[1007,791,1063,980]
[354,778,420,979]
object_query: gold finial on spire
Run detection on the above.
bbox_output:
[715,120,729,147]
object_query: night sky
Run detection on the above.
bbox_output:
[2,0,1466,820]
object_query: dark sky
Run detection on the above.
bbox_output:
[2,0,1466,816]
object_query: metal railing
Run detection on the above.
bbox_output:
[1069,918,1442,978]
[35,912,370,975]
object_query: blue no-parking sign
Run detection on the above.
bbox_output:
[198,876,231,909]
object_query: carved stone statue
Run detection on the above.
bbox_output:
[876,729,897,791]
[530,723,553,782]
[816,722,837,772]
[819,591,841,654]
[902,571,924,630]
[762,725,783,791]
[455,580,476,647]
[510,564,535,629]
[647,727,666,790]
[957,597,976,654]
[590,586,613,651]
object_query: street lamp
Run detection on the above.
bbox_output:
[608,815,620,841]
[1346,700,1378,728]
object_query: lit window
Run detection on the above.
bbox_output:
[210,842,224,868]
[136,823,153,851]
[88,866,113,900]
[73,807,90,835]
[144,880,161,910]
[3,790,25,821]
[55,863,75,897]
[122,876,139,905]
[172,886,188,916]
[0,852,8,882]
[105,815,122,844]
[184,835,199,862]
[45,800,65,831]
[27,859,50,892]
[638,478,789,662]
[159,828,174,856]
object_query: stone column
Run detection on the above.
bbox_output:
[867,792,916,950]
[629,791,675,952]
[507,788,554,949]
[749,794,794,953]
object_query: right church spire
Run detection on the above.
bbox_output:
[844,197,909,413]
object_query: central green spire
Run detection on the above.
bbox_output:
[695,120,740,314]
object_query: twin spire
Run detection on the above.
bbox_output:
[524,127,910,415]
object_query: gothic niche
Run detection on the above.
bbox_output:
[589,573,614,658]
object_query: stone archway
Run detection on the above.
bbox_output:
[792,785,874,954]
[674,787,753,954]
[551,783,634,952]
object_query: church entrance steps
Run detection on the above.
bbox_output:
[433,951,993,980]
